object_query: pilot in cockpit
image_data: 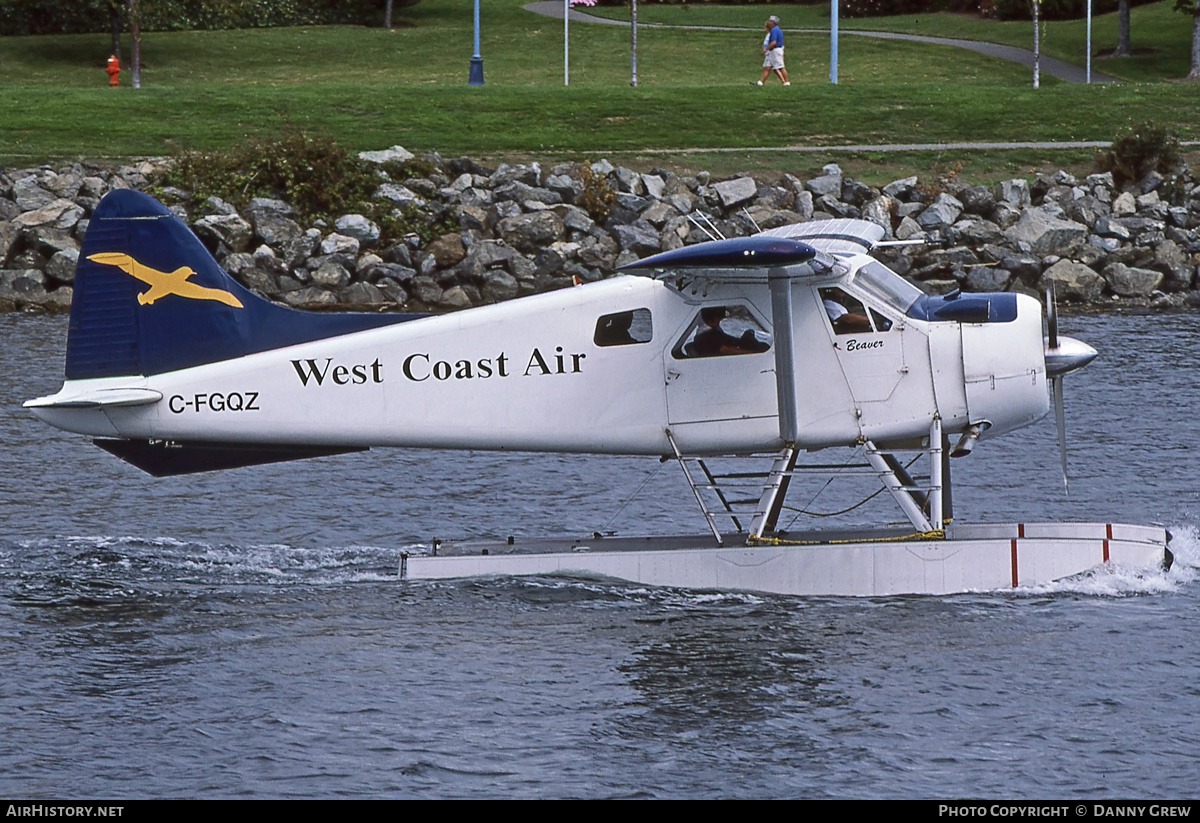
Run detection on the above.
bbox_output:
[821,287,873,334]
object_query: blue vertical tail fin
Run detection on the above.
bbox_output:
[68,189,418,380]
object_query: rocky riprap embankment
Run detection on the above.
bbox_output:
[2,146,1199,313]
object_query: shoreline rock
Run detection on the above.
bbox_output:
[1,151,1198,315]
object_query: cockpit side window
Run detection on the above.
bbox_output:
[820,287,875,335]
[595,309,653,347]
[673,305,771,359]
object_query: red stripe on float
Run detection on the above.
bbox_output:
[1011,538,1019,587]
[1104,523,1112,563]
[1018,523,1025,538]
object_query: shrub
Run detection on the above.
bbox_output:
[985,0,1158,20]
[0,0,419,36]
[576,164,616,224]
[161,130,379,222]
[1099,124,1182,187]
[590,1,827,6]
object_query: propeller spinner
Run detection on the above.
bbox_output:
[1043,286,1098,494]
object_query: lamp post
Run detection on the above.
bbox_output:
[469,0,484,86]
[830,0,839,84]
[631,0,638,87]
[1086,0,1092,84]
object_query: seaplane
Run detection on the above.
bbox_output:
[25,188,1171,596]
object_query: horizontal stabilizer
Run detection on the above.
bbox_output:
[94,438,367,477]
[24,387,162,409]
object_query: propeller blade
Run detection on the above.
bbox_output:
[1045,284,1059,350]
[1052,375,1069,496]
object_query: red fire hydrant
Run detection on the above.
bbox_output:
[106,55,120,87]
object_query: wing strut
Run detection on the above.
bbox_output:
[767,266,800,444]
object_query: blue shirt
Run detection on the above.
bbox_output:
[766,25,783,50]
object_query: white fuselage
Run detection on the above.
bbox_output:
[30,258,1050,457]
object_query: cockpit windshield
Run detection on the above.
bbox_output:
[852,260,923,315]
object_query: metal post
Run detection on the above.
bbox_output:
[929,417,943,531]
[630,0,638,87]
[564,0,570,86]
[1086,0,1092,84]
[1032,0,1040,89]
[469,0,484,86]
[830,0,839,84]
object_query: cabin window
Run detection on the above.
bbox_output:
[673,305,771,359]
[594,309,653,347]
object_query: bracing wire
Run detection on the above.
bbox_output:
[597,458,667,533]
[781,452,922,527]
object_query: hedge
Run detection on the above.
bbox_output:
[0,0,412,36]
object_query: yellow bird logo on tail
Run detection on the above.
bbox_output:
[88,252,244,308]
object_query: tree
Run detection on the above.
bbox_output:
[1032,0,1041,88]
[1113,0,1131,56]
[108,0,122,62]
[1175,0,1200,78]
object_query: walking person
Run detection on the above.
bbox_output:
[756,15,789,86]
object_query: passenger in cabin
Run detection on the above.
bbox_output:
[821,288,873,334]
[689,306,770,356]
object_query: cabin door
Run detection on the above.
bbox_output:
[662,303,777,448]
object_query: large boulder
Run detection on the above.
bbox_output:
[359,145,414,165]
[251,211,304,247]
[320,232,360,257]
[712,176,758,210]
[44,248,79,284]
[334,214,380,246]
[426,233,467,268]
[375,183,424,208]
[497,211,565,253]
[612,222,661,256]
[1040,259,1104,302]
[494,181,563,207]
[481,270,520,302]
[1151,239,1193,291]
[310,259,352,289]
[193,212,253,254]
[916,193,963,230]
[490,162,541,188]
[1003,206,1088,256]
[14,199,84,230]
[806,163,843,198]
[11,177,57,211]
[1101,262,1162,297]
[994,179,1031,207]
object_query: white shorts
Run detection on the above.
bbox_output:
[763,47,785,70]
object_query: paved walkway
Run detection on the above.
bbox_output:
[523,1,1118,84]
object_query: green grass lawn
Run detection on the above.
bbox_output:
[0,0,1195,185]
[584,1,1198,82]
